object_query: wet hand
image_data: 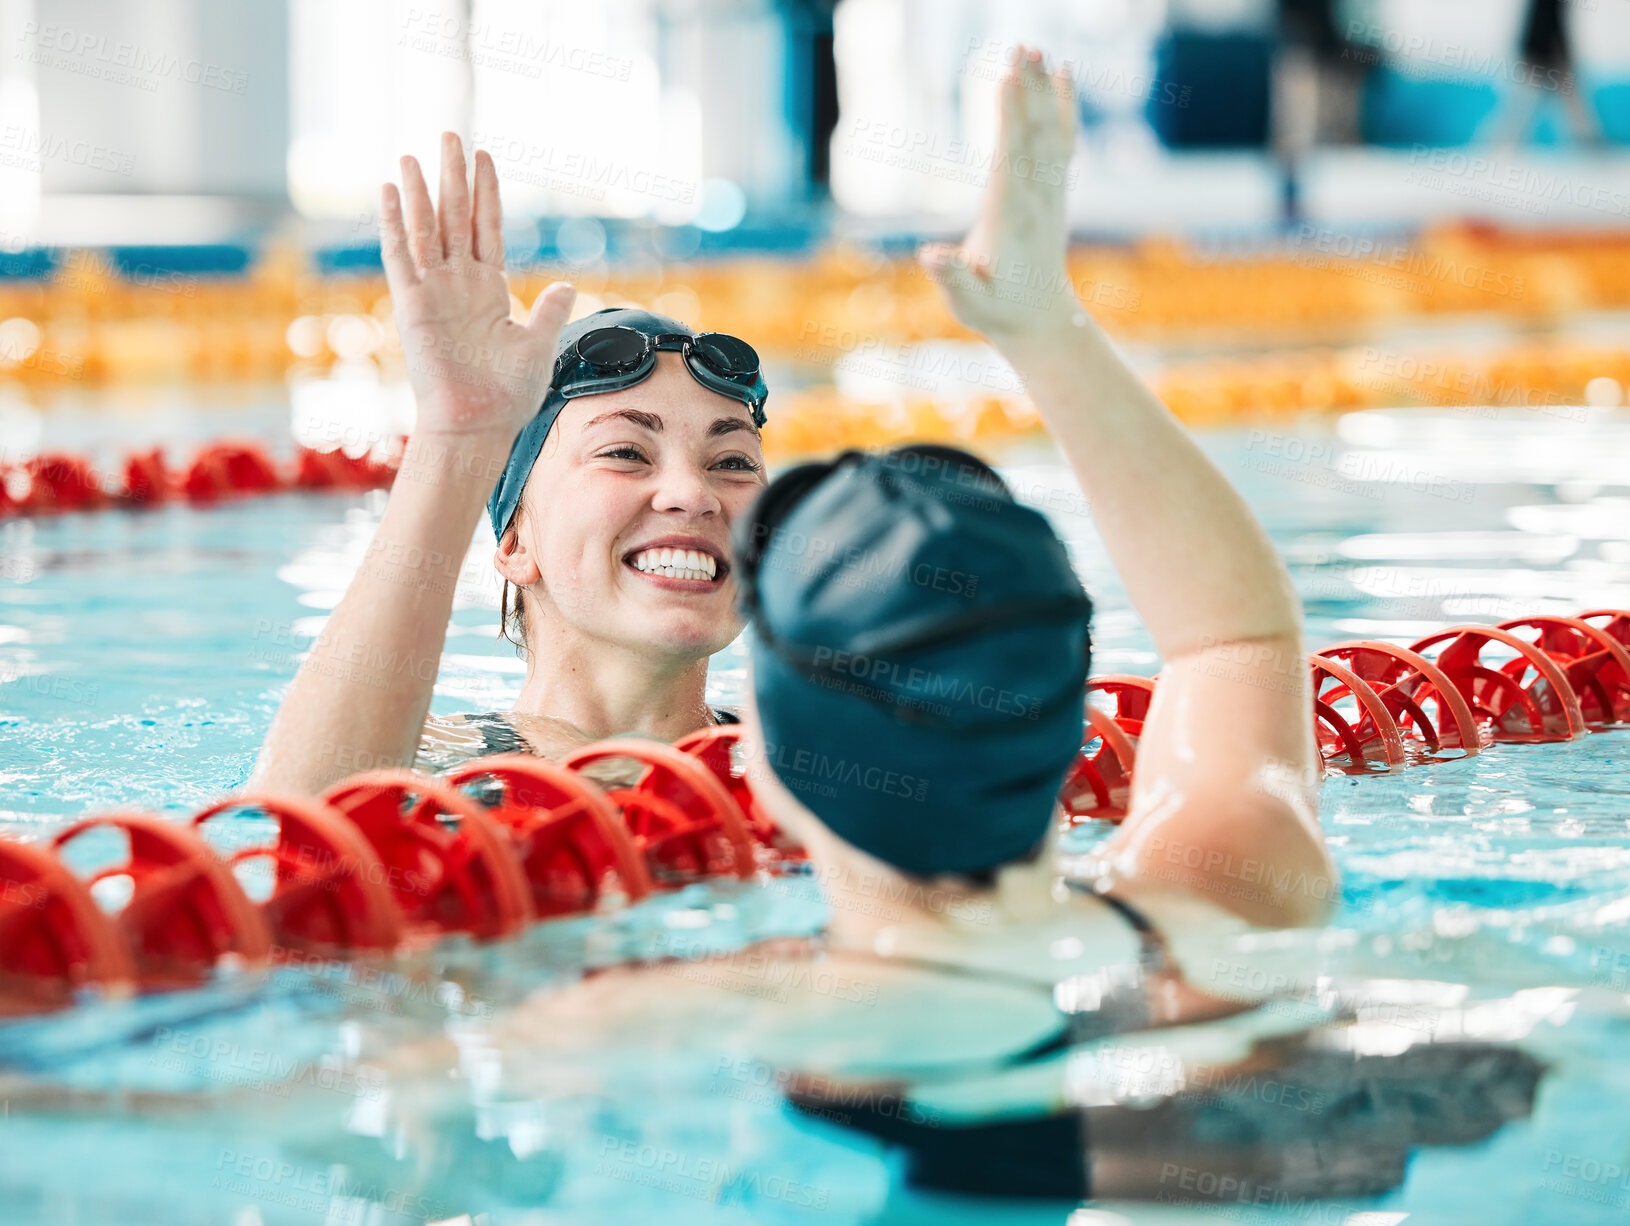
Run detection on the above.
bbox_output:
[918,46,1078,344]
[380,132,577,442]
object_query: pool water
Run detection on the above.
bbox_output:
[5,408,1630,1223]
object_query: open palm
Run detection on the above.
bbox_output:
[920,47,1079,342]
[380,133,576,439]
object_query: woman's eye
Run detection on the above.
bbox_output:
[600,446,648,462]
[714,455,764,474]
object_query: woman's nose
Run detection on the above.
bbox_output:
[652,461,723,516]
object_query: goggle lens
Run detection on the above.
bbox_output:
[576,327,649,369]
[692,332,759,379]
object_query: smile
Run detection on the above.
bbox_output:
[625,545,723,584]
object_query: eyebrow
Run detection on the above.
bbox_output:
[581,409,758,439]
[582,409,663,433]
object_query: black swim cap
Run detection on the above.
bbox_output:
[735,445,1093,877]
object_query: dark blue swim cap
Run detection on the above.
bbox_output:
[486,306,766,540]
[735,445,1093,877]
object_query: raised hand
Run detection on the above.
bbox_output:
[918,46,1078,343]
[380,132,577,440]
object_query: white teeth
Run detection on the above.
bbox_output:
[629,547,719,581]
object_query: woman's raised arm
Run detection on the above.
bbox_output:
[920,49,1333,926]
[252,132,576,796]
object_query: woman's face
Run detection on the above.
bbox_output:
[498,353,767,660]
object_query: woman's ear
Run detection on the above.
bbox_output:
[493,526,542,587]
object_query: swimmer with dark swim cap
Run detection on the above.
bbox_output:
[254,138,772,794]
[446,44,1349,1199]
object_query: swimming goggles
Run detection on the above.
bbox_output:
[552,325,768,426]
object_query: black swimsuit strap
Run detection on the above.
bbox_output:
[820,886,1169,992]
[470,713,532,757]
[470,706,739,755]
[1066,881,1174,977]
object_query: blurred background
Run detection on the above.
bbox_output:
[10,11,1630,1221]
[4,0,1630,487]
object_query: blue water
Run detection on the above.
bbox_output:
[5,407,1630,1223]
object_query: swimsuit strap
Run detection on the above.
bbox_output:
[471,712,531,756]
[816,886,1170,1000]
[1065,880,1174,978]
[470,705,739,755]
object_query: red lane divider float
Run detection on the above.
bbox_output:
[1408,624,1587,743]
[1580,609,1630,721]
[0,837,133,1015]
[673,726,806,863]
[1498,615,1630,728]
[565,740,759,883]
[322,771,534,941]
[7,606,1630,1012]
[442,754,654,918]
[192,792,408,956]
[0,436,403,516]
[51,813,271,990]
[1313,640,1482,760]
[1061,675,1155,824]
[1310,653,1405,773]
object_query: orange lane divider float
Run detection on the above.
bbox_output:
[0,438,402,516]
[1067,612,1630,823]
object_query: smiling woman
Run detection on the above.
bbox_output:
[250,134,769,796]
